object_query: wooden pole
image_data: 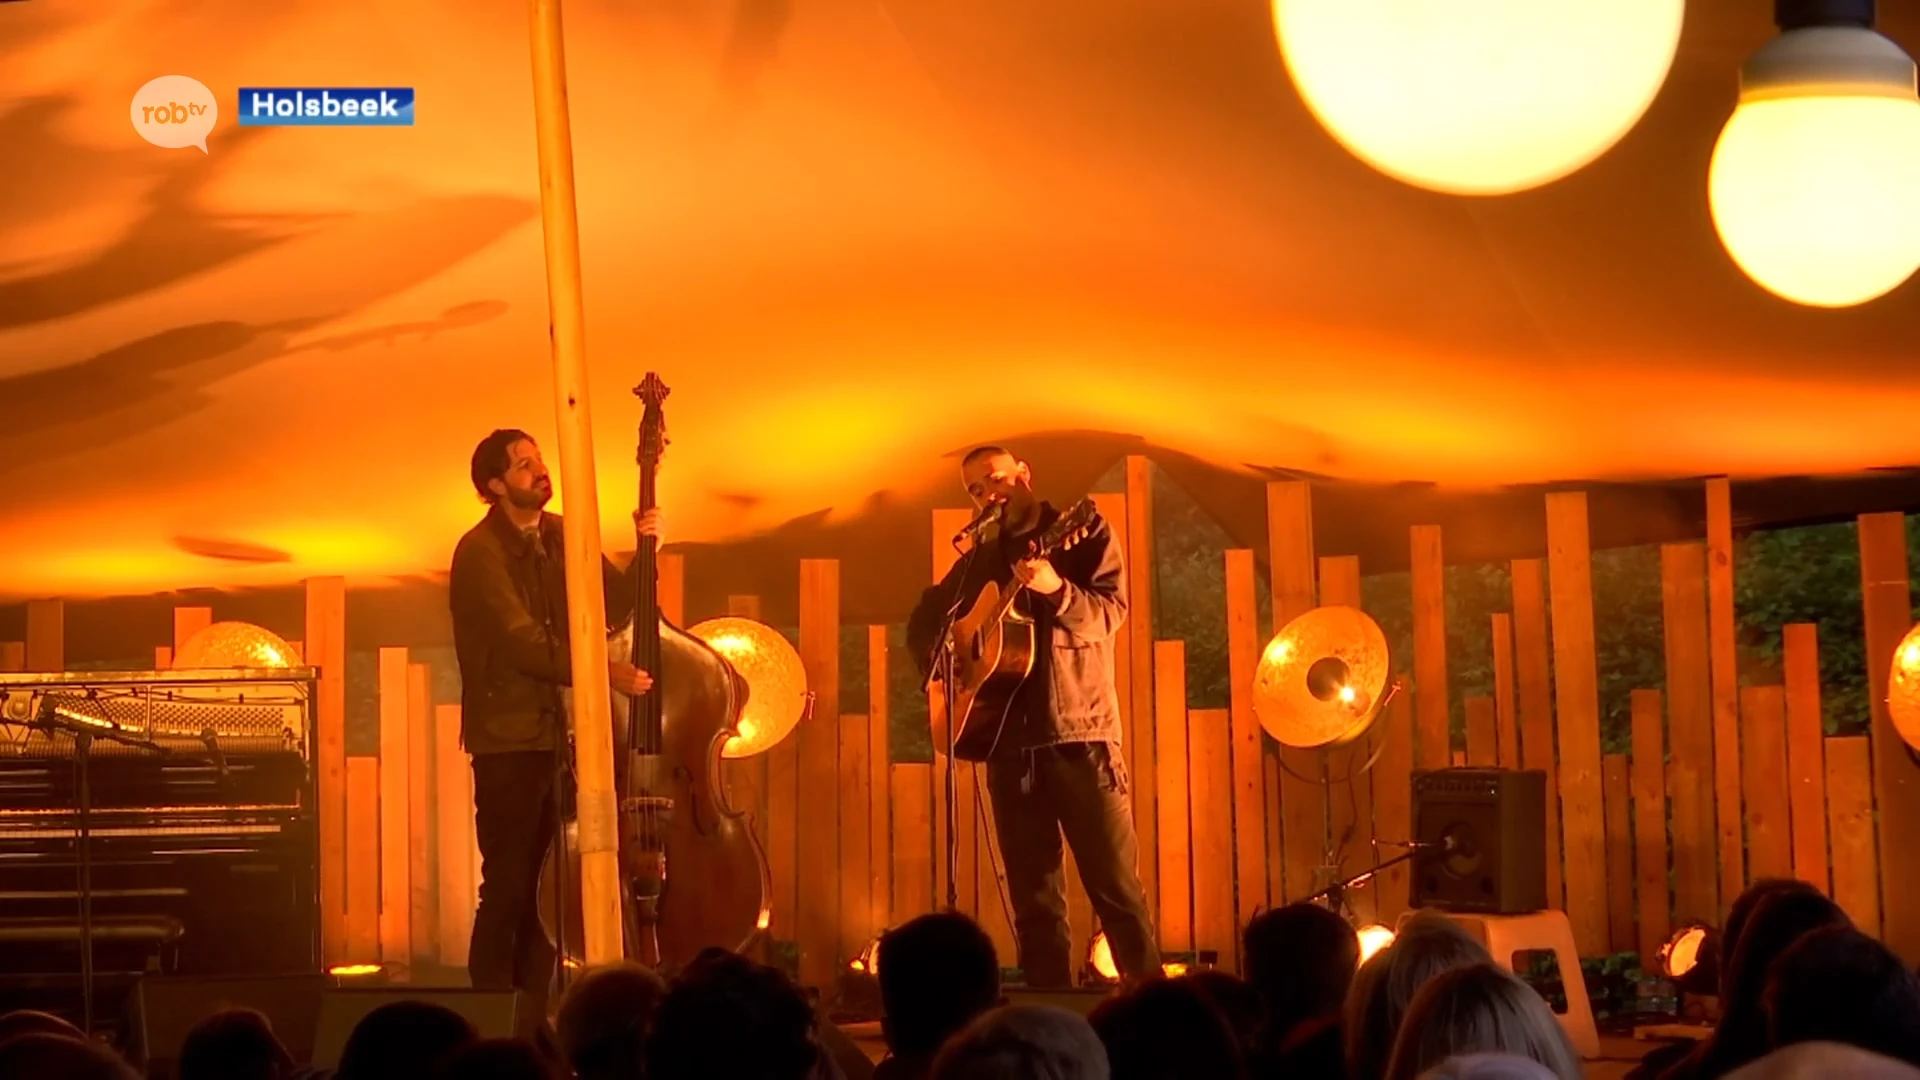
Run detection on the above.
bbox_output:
[527,0,622,965]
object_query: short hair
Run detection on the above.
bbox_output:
[471,428,534,502]
[878,911,1001,1058]
[1087,976,1248,1078]
[645,948,819,1080]
[1382,964,1582,1080]
[1766,926,1920,1064]
[0,1034,139,1080]
[931,1004,1110,1080]
[961,445,1013,469]
[1345,910,1493,1080]
[0,1010,83,1044]
[334,1000,479,1080]
[1244,902,1361,1038]
[434,1037,562,1080]
[556,962,667,1080]
[176,1008,292,1080]
[1722,878,1821,994]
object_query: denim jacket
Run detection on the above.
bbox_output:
[906,502,1127,755]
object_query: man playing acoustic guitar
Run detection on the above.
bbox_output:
[907,446,1160,986]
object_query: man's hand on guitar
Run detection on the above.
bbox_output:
[609,660,655,696]
[1013,557,1064,596]
[634,508,664,543]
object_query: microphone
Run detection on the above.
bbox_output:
[950,499,1006,548]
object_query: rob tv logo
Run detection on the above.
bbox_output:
[239,87,416,126]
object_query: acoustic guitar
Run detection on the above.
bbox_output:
[930,497,1100,762]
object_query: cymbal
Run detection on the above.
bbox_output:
[1253,605,1389,750]
[1889,622,1920,751]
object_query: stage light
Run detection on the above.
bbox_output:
[327,963,382,977]
[1658,922,1721,997]
[1709,8,1920,307]
[850,936,882,976]
[1271,0,1683,195]
[1088,932,1119,982]
[685,618,810,758]
[1887,623,1920,751]
[1357,923,1397,964]
[172,622,300,669]
[1254,607,1390,749]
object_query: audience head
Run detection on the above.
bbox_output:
[1346,910,1494,1080]
[1726,1042,1920,1080]
[435,1037,561,1080]
[1707,888,1851,1074]
[1243,902,1361,1037]
[1184,971,1266,1058]
[0,1009,84,1044]
[556,961,667,1080]
[177,1008,293,1080]
[1418,1054,1560,1080]
[0,1033,139,1080]
[1381,964,1580,1080]
[878,911,1003,1061]
[1088,976,1246,1080]
[646,947,821,1080]
[1721,879,1821,996]
[1764,926,1920,1064]
[336,1000,480,1080]
[930,1004,1110,1080]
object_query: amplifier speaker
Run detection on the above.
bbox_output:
[311,987,522,1068]
[131,974,330,1078]
[1410,768,1548,915]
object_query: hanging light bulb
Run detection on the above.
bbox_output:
[1709,0,1920,307]
[1272,0,1684,195]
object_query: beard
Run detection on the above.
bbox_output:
[504,479,553,511]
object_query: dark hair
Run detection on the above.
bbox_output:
[0,1033,139,1080]
[877,911,1002,1058]
[1721,878,1820,994]
[1184,971,1267,1059]
[471,429,534,503]
[961,445,1012,468]
[556,962,666,1080]
[1345,910,1493,1080]
[1765,925,1920,1064]
[1244,902,1361,1041]
[1088,976,1249,1080]
[1382,964,1581,1080]
[1698,888,1851,1076]
[932,1004,1110,1080]
[177,1008,292,1080]
[336,1001,480,1080]
[434,1037,561,1080]
[0,1009,84,1043]
[645,948,819,1080]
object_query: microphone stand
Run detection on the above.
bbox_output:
[921,539,985,913]
[34,703,167,1036]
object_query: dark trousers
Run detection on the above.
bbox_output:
[985,741,1160,986]
[469,750,560,1015]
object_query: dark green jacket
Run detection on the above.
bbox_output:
[448,506,637,754]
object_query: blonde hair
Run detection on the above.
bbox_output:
[1345,911,1494,1080]
[1382,964,1583,1080]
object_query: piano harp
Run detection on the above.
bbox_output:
[0,668,320,994]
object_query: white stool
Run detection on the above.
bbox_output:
[1395,908,1601,1060]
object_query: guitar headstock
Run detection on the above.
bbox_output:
[1035,498,1099,557]
[633,373,671,470]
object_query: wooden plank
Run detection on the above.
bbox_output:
[840,714,873,965]
[154,646,171,670]
[1263,748,1284,906]
[1545,492,1607,954]
[376,648,411,966]
[1491,614,1520,770]
[1660,544,1718,925]
[974,764,1014,964]
[1371,690,1414,925]
[657,552,685,626]
[956,761,979,917]
[1465,697,1497,767]
[0,641,24,672]
[173,606,212,653]
[1511,559,1563,909]
[1318,556,1361,607]
[287,641,303,662]
[305,577,349,966]
[345,756,381,962]
[1860,512,1918,955]
[1741,685,1793,882]
[1603,754,1635,955]
[1825,736,1881,937]
[1317,554,1373,925]
[407,663,436,963]
[25,599,62,672]
[1155,641,1192,953]
[1122,463,1159,926]
[931,750,951,911]
[1782,624,1830,893]
[1630,690,1671,966]
[1225,549,1267,941]
[869,627,892,929]
[1410,526,1449,771]
[797,558,841,989]
[1190,708,1235,966]
[435,704,475,968]
[1706,479,1744,908]
[1269,481,1322,903]
[726,595,762,619]
[890,763,933,925]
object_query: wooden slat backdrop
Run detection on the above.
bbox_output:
[1268,481,1321,905]
[1263,755,1284,907]
[0,641,23,671]
[173,606,211,652]
[1491,614,1520,770]
[1123,461,1159,926]
[306,576,349,966]
[154,646,172,670]
[1782,624,1830,892]
[1465,698,1497,767]
[839,713,873,967]
[1545,492,1608,954]
[1630,690,1670,964]
[1660,543,1718,924]
[1371,690,1414,925]
[1826,735,1882,937]
[797,559,841,988]
[1706,479,1745,908]
[376,648,411,965]
[1190,709,1235,964]
[1410,525,1449,771]
[345,755,380,962]
[1859,512,1916,959]
[407,662,436,963]
[1225,549,1266,945]
[657,552,685,626]
[1155,641,1193,954]
[26,599,61,672]
[1741,685,1793,882]
[1603,754,1635,954]
[869,628,892,932]
[1510,559,1561,910]
[435,703,475,968]
[891,763,933,925]
[1317,555,1375,927]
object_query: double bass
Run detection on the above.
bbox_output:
[542,372,771,971]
